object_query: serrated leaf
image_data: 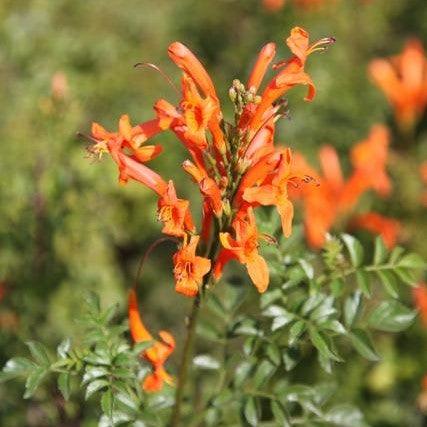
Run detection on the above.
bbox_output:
[193,354,220,370]
[232,319,260,337]
[342,234,363,267]
[85,379,109,400]
[26,341,50,367]
[24,367,48,399]
[368,300,416,332]
[288,320,306,346]
[310,296,336,321]
[262,305,292,318]
[101,389,114,417]
[373,237,388,265]
[58,372,71,401]
[308,327,341,362]
[355,270,371,297]
[243,397,258,427]
[347,329,380,361]
[376,270,399,298]
[344,291,362,328]
[394,267,417,285]
[318,352,333,374]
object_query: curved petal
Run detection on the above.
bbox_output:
[246,252,269,293]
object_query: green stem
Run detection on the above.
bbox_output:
[170,296,201,427]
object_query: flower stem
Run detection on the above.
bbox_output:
[170,295,201,426]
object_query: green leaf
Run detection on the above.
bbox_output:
[347,329,380,361]
[24,367,48,399]
[1,357,35,382]
[301,294,325,316]
[320,320,346,334]
[101,389,114,418]
[389,246,405,264]
[355,270,371,297]
[253,359,276,388]
[341,234,363,267]
[325,404,367,427]
[82,366,109,384]
[260,289,283,309]
[397,253,426,269]
[373,237,388,265]
[26,341,50,367]
[58,372,71,401]
[308,327,341,362]
[133,341,154,355]
[243,397,258,427]
[283,347,301,371]
[272,315,295,332]
[318,352,333,374]
[394,267,417,286]
[368,300,416,332]
[344,291,362,328]
[266,344,281,366]
[243,337,257,356]
[288,320,306,346]
[235,361,254,387]
[206,294,227,317]
[193,354,220,370]
[57,339,71,359]
[271,400,291,426]
[85,379,109,400]
[232,319,260,337]
[85,291,101,314]
[376,270,399,298]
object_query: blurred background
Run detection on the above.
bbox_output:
[0,0,426,425]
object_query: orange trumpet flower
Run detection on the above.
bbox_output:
[173,235,211,297]
[157,181,195,237]
[128,289,175,392]
[217,208,269,293]
[369,39,427,132]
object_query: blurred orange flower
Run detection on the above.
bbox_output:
[413,283,427,327]
[350,212,401,249]
[294,125,396,248]
[128,289,175,392]
[369,39,427,132]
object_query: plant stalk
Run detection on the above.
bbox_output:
[170,296,201,426]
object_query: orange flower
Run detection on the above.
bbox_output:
[168,42,219,102]
[294,126,392,248]
[350,213,401,249]
[128,289,175,392]
[243,148,303,237]
[345,124,391,205]
[249,27,334,132]
[173,235,211,297]
[91,116,167,194]
[369,39,427,131]
[247,42,277,91]
[413,283,427,327]
[157,181,195,237]
[217,208,269,293]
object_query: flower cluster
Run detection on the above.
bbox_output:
[291,124,399,248]
[90,27,334,296]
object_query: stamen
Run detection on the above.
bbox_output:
[134,62,180,95]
